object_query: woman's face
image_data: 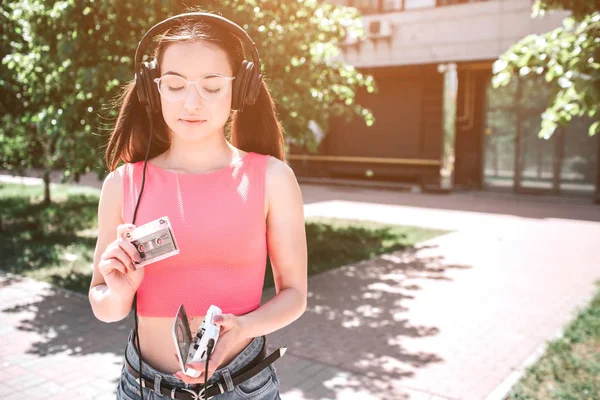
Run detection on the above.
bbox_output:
[158,40,234,142]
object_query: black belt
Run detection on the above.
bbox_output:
[124,337,286,400]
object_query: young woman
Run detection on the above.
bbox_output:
[88,12,307,400]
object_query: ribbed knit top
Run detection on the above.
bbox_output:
[122,152,269,317]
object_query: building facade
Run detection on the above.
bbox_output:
[289,0,600,201]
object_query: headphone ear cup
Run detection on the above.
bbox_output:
[141,63,153,112]
[232,60,252,111]
[142,60,161,114]
[148,61,162,114]
[246,69,262,105]
[136,68,149,110]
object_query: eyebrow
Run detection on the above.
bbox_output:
[163,71,221,79]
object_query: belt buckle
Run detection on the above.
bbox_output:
[180,387,205,400]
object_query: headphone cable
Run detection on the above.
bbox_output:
[204,339,215,397]
[131,111,153,400]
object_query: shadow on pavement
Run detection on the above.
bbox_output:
[1,273,130,395]
[2,283,131,358]
[267,243,471,399]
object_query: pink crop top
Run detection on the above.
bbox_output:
[122,152,269,317]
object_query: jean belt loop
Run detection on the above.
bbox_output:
[221,368,235,392]
[154,373,162,394]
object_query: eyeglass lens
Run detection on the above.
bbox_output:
[157,75,231,101]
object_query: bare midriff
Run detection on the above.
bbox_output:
[136,315,253,375]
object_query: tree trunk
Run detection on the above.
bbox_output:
[43,169,51,206]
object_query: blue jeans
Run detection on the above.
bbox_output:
[117,330,281,400]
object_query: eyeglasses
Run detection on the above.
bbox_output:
[153,73,236,102]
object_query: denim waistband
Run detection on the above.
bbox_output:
[124,329,266,389]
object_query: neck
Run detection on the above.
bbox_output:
[160,130,242,174]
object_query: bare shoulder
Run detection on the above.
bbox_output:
[265,156,302,209]
[265,156,299,188]
[104,165,125,195]
[100,165,126,222]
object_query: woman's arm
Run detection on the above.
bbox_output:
[238,157,308,340]
[88,168,136,322]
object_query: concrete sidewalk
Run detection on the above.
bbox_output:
[1,180,599,399]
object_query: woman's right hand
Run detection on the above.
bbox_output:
[98,224,145,297]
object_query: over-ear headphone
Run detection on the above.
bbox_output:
[134,12,263,114]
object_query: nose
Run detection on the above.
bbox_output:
[183,83,204,112]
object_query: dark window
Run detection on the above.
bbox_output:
[437,0,489,5]
[382,0,403,12]
[354,0,382,13]
[344,0,491,13]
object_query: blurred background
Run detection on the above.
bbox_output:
[1,0,598,203]
[289,0,599,201]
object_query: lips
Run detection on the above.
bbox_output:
[179,119,206,126]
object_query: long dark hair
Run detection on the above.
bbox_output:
[104,13,285,172]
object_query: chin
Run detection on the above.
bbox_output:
[171,125,217,141]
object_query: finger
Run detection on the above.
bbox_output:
[212,314,240,335]
[182,370,215,386]
[117,237,142,268]
[208,331,235,364]
[186,360,219,378]
[99,259,126,276]
[173,372,189,383]
[211,313,228,326]
[174,371,202,384]
[108,245,136,272]
[116,224,136,240]
[185,362,205,371]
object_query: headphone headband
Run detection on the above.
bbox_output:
[134,12,261,78]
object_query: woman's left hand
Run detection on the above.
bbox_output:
[173,313,245,385]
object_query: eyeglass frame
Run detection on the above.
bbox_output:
[153,73,236,102]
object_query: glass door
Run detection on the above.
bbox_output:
[517,113,557,192]
[483,75,518,190]
[483,75,597,195]
[561,116,598,194]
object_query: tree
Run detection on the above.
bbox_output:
[0,3,36,175]
[1,0,151,204]
[1,0,376,204]
[492,0,599,139]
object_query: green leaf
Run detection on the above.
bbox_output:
[590,121,599,136]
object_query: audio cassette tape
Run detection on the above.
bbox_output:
[124,216,180,268]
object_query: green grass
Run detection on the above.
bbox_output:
[0,182,446,294]
[508,282,600,400]
[0,182,100,293]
